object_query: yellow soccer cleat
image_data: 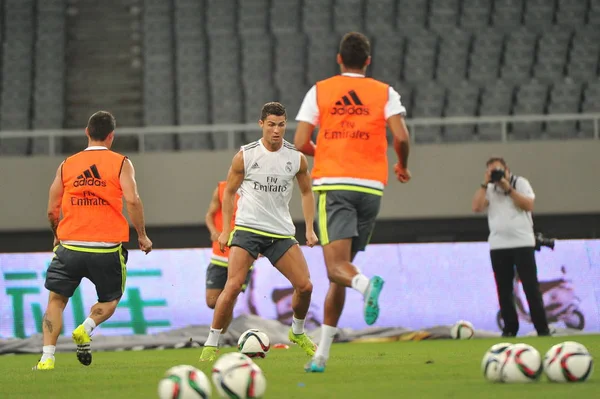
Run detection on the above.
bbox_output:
[32,358,55,371]
[199,346,219,362]
[288,328,317,356]
[72,325,92,366]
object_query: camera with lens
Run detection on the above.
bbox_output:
[490,168,506,183]
[535,232,555,252]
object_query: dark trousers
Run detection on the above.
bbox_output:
[490,246,550,336]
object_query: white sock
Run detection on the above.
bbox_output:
[291,316,305,335]
[351,274,370,296]
[314,325,337,360]
[83,318,96,335]
[205,328,222,347]
[41,345,55,362]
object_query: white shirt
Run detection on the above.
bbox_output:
[295,73,407,125]
[486,175,536,250]
[235,139,301,236]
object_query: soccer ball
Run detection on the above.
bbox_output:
[481,342,512,382]
[238,329,270,358]
[158,365,211,399]
[500,343,543,383]
[450,320,475,339]
[543,341,594,383]
[212,353,267,398]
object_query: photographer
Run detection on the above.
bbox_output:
[472,157,551,337]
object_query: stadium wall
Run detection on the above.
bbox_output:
[1,140,599,232]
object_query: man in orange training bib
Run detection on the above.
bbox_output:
[294,32,412,373]
[33,111,152,371]
[204,180,253,333]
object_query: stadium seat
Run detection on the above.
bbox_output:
[238,0,269,34]
[436,28,471,86]
[500,28,538,84]
[444,80,480,141]
[370,32,404,85]
[365,0,396,33]
[460,0,492,31]
[533,28,572,84]
[511,79,548,139]
[402,29,438,83]
[492,0,524,32]
[396,0,428,32]
[333,0,364,34]
[428,0,460,34]
[412,81,445,143]
[270,0,301,33]
[468,29,504,85]
[546,78,582,139]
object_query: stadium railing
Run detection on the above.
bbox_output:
[0,113,598,155]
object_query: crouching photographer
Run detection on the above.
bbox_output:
[472,157,551,337]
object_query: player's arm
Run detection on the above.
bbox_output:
[294,122,317,156]
[296,154,318,246]
[293,85,318,156]
[47,163,64,245]
[205,186,221,241]
[220,151,245,243]
[120,158,149,241]
[388,114,410,170]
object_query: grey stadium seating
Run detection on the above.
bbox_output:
[1,0,599,155]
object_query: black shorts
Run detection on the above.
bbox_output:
[45,243,128,302]
[229,228,298,265]
[316,190,382,253]
[206,262,253,291]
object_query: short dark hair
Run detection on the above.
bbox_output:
[260,102,287,121]
[339,32,371,69]
[87,111,116,141]
[486,157,507,168]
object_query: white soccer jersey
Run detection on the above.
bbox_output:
[235,139,301,236]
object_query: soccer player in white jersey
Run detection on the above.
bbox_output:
[199,102,319,362]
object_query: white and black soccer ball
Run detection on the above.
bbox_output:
[450,320,475,339]
[238,329,270,358]
[500,343,543,383]
[481,342,512,382]
[158,365,211,399]
[212,352,266,399]
[543,341,594,383]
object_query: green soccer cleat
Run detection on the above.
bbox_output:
[364,276,385,325]
[32,358,55,371]
[288,328,317,356]
[199,346,218,362]
[72,324,92,366]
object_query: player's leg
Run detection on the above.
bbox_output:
[206,263,225,310]
[490,249,518,336]
[514,247,550,336]
[307,192,382,372]
[265,241,316,356]
[352,192,384,326]
[200,231,257,361]
[318,191,383,323]
[34,245,82,370]
[205,262,234,332]
[75,245,128,366]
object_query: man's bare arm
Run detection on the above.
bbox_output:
[205,186,221,239]
[120,158,148,239]
[293,122,317,156]
[221,151,246,237]
[295,154,315,233]
[47,163,64,243]
[387,114,410,169]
